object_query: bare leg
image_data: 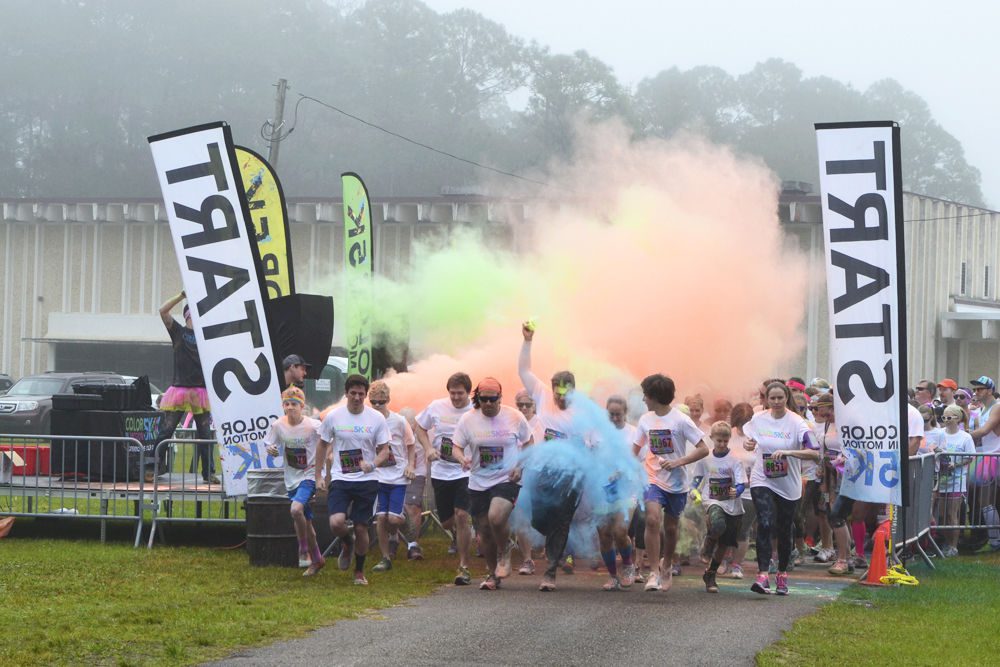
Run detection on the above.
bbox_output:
[455,509,471,569]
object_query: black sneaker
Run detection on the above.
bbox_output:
[407,544,424,560]
[702,569,719,593]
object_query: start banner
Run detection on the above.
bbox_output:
[149,122,283,496]
[815,121,908,506]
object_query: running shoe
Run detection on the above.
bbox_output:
[298,554,312,568]
[539,575,557,592]
[518,559,536,575]
[775,572,789,596]
[497,548,512,579]
[644,574,662,592]
[943,545,959,558]
[717,559,730,576]
[602,576,623,591]
[620,563,637,587]
[454,566,472,586]
[852,555,868,569]
[670,562,682,577]
[407,545,424,561]
[792,548,804,566]
[447,536,458,555]
[372,558,393,572]
[479,575,499,591]
[827,560,851,576]
[561,555,575,574]
[303,556,326,577]
[813,548,835,564]
[338,533,355,571]
[702,569,719,593]
[353,572,369,586]
[729,564,744,579]
[634,570,647,584]
[751,573,771,595]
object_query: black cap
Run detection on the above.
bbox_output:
[282,354,311,370]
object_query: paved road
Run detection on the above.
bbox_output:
[212,562,849,666]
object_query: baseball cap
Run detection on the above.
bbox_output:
[971,376,996,391]
[476,377,503,394]
[282,354,311,370]
[937,378,958,391]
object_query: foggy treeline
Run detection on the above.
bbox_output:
[1,0,984,205]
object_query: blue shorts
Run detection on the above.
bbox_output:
[288,480,316,521]
[327,480,379,526]
[643,485,687,518]
[376,483,407,518]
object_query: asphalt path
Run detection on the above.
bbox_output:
[211,560,850,666]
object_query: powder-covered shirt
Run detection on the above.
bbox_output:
[415,398,473,481]
[633,408,706,493]
[745,410,814,500]
[729,431,755,500]
[318,405,389,482]
[694,449,747,516]
[375,411,415,486]
[263,416,321,491]
[453,406,532,491]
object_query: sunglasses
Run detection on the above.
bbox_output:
[942,415,960,421]
[516,402,534,409]
[369,399,388,406]
[956,395,971,401]
[479,395,501,403]
[916,385,930,391]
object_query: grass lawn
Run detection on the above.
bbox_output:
[758,552,1000,665]
[0,533,456,666]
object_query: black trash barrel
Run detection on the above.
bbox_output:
[246,469,297,567]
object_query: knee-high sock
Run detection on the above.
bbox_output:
[851,521,866,557]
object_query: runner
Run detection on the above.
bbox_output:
[415,372,475,585]
[452,378,533,590]
[316,374,390,586]
[263,386,325,576]
[744,381,820,595]
[632,373,709,593]
[368,381,417,573]
[806,393,835,565]
[599,394,638,590]
[726,402,757,579]
[399,407,427,560]
[514,389,544,574]
[692,421,746,593]
[519,321,584,591]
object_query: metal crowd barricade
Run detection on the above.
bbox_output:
[0,433,147,546]
[893,452,943,568]
[145,438,245,548]
[931,451,1000,554]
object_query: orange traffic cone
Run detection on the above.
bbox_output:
[860,520,891,586]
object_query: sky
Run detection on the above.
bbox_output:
[423,0,1000,208]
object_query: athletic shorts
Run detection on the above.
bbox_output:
[327,480,378,526]
[643,485,687,518]
[432,477,470,523]
[405,475,426,508]
[705,504,741,548]
[288,479,316,521]
[376,483,407,517]
[469,481,520,517]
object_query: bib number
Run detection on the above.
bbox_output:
[544,428,567,441]
[649,429,673,456]
[439,437,458,463]
[339,449,363,474]
[763,453,788,479]
[708,477,731,500]
[285,447,308,470]
[479,445,504,469]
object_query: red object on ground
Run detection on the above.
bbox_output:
[860,520,892,586]
[0,445,51,476]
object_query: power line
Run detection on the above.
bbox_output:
[904,210,998,223]
[260,92,550,187]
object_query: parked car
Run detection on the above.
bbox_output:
[0,374,12,394]
[0,371,128,435]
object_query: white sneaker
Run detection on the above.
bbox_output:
[644,573,662,592]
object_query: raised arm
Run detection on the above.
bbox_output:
[518,323,544,400]
[159,291,186,329]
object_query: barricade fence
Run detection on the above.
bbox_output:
[929,451,1000,555]
[0,432,245,547]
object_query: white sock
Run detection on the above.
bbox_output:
[408,541,418,549]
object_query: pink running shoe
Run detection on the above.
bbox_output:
[751,572,770,595]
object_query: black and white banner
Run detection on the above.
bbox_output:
[149,122,283,497]
[815,121,908,506]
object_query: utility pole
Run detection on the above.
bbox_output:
[267,78,288,167]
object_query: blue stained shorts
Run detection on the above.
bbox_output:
[643,485,687,518]
[288,479,316,521]
[375,483,408,517]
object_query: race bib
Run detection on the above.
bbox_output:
[649,429,673,456]
[479,445,504,469]
[603,478,621,503]
[339,449,363,474]
[439,437,458,463]
[763,453,788,479]
[708,477,732,500]
[285,446,308,470]
[544,428,568,441]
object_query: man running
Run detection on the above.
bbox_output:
[453,378,533,590]
[415,373,475,585]
[316,374,390,586]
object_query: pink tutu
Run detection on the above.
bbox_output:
[971,455,999,487]
[160,386,211,414]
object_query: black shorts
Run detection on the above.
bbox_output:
[629,505,646,549]
[432,477,470,523]
[706,504,742,548]
[469,481,520,517]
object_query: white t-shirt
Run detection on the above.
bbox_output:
[376,411,415,486]
[518,343,580,441]
[745,410,814,500]
[633,408,706,493]
[695,450,747,516]
[415,398,473,481]
[729,431,755,500]
[453,406,532,492]
[318,405,390,483]
[264,416,321,491]
[907,404,925,443]
[930,429,976,493]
